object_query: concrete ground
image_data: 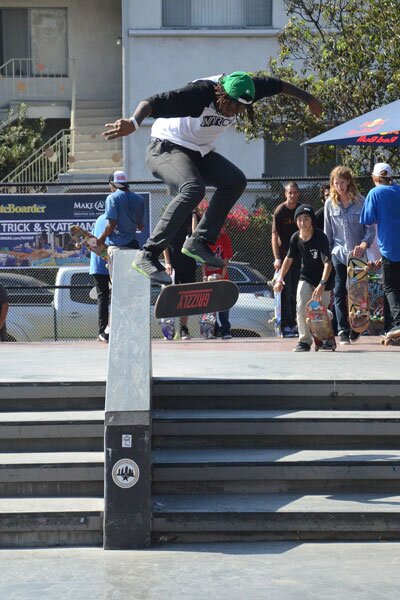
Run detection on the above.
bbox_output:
[1,336,399,384]
[0,542,399,600]
[1,337,400,599]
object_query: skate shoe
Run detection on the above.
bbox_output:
[182,236,224,267]
[133,250,172,284]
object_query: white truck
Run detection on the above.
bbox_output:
[3,267,98,342]
[2,262,275,342]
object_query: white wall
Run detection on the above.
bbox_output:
[0,0,122,101]
[122,0,286,180]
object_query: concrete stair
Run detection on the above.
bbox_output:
[3,377,400,547]
[151,380,400,543]
[68,100,122,175]
[0,383,105,547]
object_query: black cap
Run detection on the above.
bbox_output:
[294,204,315,223]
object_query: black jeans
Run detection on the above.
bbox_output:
[144,138,246,255]
[382,256,400,327]
[282,259,300,329]
[92,273,111,335]
[332,255,350,334]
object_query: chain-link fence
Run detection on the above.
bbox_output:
[0,176,387,342]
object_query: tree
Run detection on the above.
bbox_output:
[241,0,400,173]
[0,104,45,180]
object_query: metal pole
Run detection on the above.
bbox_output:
[70,58,76,158]
[103,250,152,549]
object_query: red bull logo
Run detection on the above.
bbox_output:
[356,132,399,144]
[347,117,388,137]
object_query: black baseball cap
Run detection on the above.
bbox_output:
[294,204,315,223]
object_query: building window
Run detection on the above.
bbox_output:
[162,0,272,29]
[0,8,68,75]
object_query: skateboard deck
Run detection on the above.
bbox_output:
[69,225,108,261]
[368,268,385,335]
[347,254,369,333]
[154,280,239,319]
[381,329,400,346]
[306,300,336,351]
[268,272,282,337]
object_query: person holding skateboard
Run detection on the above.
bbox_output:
[324,166,375,345]
[96,171,145,277]
[360,162,400,342]
[274,205,334,352]
[90,213,111,343]
[102,71,322,284]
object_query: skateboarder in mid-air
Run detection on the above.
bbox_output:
[274,205,334,352]
[102,71,322,284]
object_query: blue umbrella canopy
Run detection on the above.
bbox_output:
[303,99,400,146]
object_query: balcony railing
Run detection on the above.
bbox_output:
[1,129,71,189]
[0,58,74,108]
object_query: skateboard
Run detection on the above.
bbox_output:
[154,280,239,319]
[306,300,336,351]
[158,275,177,341]
[199,312,216,339]
[347,254,370,333]
[69,225,108,261]
[199,274,218,339]
[368,269,385,335]
[381,329,400,346]
[160,317,176,340]
[268,271,282,337]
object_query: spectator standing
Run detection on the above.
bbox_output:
[324,166,375,344]
[96,171,145,276]
[271,181,301,337]
[274,205,334,352]
[202,229,234,339]
[163,211,199,340]
[90,214,111,343]
[360,162,400,337]
[0,283,9,342]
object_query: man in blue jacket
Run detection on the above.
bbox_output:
[360,162,400,336]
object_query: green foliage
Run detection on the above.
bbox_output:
[0,104,45,180]
[240,0,400,174]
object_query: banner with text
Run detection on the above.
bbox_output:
[0,193,150,267]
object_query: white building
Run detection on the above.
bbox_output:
[0,1,310,180]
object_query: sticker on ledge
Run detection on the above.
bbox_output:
[112,459,140,489]
[122,434,132,448]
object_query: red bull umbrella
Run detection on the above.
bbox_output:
[303,99,400,146]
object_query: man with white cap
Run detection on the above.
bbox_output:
[97,171,144,248]
[360,162,400,337]
[97,170,145,276]
[103,71,322,284]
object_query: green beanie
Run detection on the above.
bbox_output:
[220,71,255,104]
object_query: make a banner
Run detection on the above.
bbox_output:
[0,193,150,267]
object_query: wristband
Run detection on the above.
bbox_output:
[130,117,139,130]
[319,279,326,286]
